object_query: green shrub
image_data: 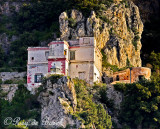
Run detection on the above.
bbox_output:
[99,85,115,110]
[43,74,64,85]
[4,80,13,84]
[0,79,2,84]
[0,84,40,128]
[149,52,160,72]
[120,0,129,8]
[99,15,113,25]
[62,102,68,107]
[68,18,77,28]
[72,78,112,128]
[0,92,8,98]
[0,46,5,68]
[132,35,140,51]
[114,77,160,128]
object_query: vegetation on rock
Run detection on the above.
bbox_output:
[72,78,112,128]
[114,76,160,128]
[0,84,40,129]
[0,0,139,71]
[0,0,160,128]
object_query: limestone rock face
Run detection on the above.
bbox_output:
[59,1,143,68]
[38,77,82,128]
[0,84,18,102]
[106,84,123,128]
[106,84,122,109]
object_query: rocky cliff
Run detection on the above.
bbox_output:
[59,0,143,68]
[0,84,18,102]
[38,76,83,128]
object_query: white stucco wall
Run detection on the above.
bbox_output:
[64,43,69,60]
[65,60,69,76]
[27,47,50,90]
[69,37,101,84]
[93,65,101,82]
[48,41,69,59]
[94,47,102,78]
[69,62,94,83]
[49,44,64,58]
[48,41,69,76]
[79,37,95,46]
[27,37,102,88]
[27,64,48,91]
[28,48,49,64]
[69,47,94,61]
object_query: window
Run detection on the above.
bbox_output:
[70,51,75,60]
[34,74,43,83]
[31,57,34,60]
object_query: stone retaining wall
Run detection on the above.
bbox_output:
[0,72,26,81]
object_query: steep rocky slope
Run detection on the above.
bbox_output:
[37,76,112,128]
[59,0,143,68]
[38,76,83,128]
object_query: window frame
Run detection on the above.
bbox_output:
[70,51,75,60]
[34,74,43,83]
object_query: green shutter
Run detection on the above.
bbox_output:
[35,75,37,83]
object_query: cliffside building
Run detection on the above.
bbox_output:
[27,37,102,90]
[111,67,151,84]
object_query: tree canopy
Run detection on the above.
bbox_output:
[114,77,160,128]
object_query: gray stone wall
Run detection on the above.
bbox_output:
[0,72,26,81]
